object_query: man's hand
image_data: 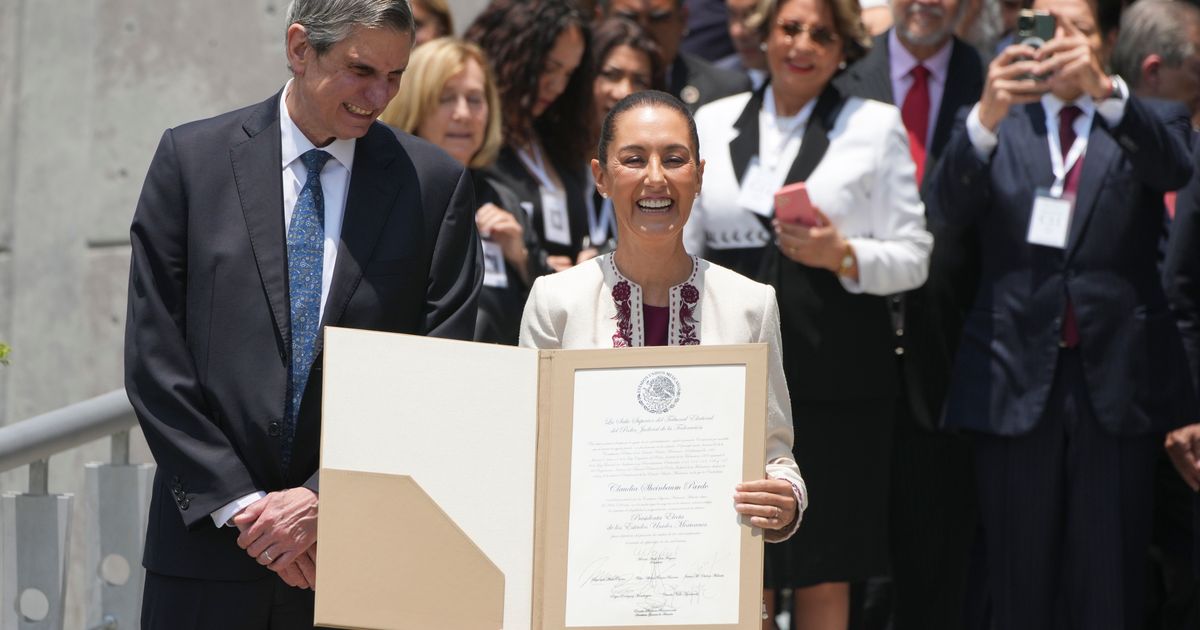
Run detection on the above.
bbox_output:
[978,44,1051,131]
[734,478,798,531]
[233,487,319,584]
[1166,423,1200,492]
[1034,13,1110,101]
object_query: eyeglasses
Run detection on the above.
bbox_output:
[775,19,840,47]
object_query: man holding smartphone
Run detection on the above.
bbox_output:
[928,0,1195,626]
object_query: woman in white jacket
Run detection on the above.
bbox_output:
[520,90,807,542]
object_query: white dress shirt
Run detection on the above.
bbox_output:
[685,92,932,296]
[889,31,953,149]
[210,81,357,527]
[964,76,1130,160]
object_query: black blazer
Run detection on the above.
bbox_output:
[1166,142,1200,394]
[929,96,1195,436]
[124,91,482,579]
[486,145,590,267]
[836,33,985,429]
[670,52,752,112]
[472,169,547,345]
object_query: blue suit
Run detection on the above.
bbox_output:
[928,95,1194,629]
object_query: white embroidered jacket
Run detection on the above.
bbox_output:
[519,254,807,540]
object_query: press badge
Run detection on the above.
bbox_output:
[481,240,509,289]
[541,191,572,246]
[736,158,782,218]
[1027,188,1073,249]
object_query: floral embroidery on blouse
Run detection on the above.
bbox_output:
[679,283,700,346]
[608,254,702,347]
[612,280,633,348]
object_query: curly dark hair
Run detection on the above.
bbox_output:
[465,0,596,167]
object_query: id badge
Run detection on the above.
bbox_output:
[736,158,782,218]
[481,240,509,289]
[540,191,572,246]
[1027,188,1073,249]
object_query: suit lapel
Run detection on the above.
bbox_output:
[314,123,403,352]
[863,33,895,103]
[1065,119,1117,255]
[930,39,983,161]
[231,93,290,348]
[728,84,767,184]
[783,83,846,185]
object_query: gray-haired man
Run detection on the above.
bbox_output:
[125,1,481,626]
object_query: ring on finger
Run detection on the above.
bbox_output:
[260,550,273,563]
[773,506,782,519]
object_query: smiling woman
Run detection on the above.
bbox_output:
[379,38,546,344]
[519,90,808,549]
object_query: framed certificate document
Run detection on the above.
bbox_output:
[316,330,768,630]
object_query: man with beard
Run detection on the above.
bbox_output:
[835,0,984,627]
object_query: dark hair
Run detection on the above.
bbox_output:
[592,17,667,91]
[597,91,699,164]
[465,0,596,166]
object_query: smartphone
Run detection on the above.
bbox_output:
[775,182,818,227]
[1017,10,1056,48]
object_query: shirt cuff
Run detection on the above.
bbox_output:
[1095,75,1129,128]
[763,474,807,543]
[966,103,999,160]
[211,491,267,528]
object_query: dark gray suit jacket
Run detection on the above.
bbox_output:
[125,90,482,579]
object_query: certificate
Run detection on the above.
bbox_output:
[565,365,747,626]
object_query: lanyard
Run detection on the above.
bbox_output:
[516,144,559,193]
[1046,109,1089,198]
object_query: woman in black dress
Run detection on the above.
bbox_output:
[466,0,596,274]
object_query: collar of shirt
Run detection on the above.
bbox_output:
[759,86,817,171]
[888,30,953,93]
[1041,91,1096,143]
[279,79,356,174]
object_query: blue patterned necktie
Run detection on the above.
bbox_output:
[283,148,332,470]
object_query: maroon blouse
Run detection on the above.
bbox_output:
[643,304,670,347]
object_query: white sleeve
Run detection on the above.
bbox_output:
[840,109,933,295]
[966,103,1000,160]
[518,277,562,349]
[210,491,266,528]
[758,286,807,542]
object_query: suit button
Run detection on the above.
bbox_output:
[268,421,281,437]
[895,328,904,337]
[894,347,905,356]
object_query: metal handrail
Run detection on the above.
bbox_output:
[0,389,135,473]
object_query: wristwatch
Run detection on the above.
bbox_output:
[1096,75,1124,102]
[837,243,856,277]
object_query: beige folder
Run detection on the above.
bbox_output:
[315,328,767,630]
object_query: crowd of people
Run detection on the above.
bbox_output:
[387,0,1200,628]
[123,0,1200,628]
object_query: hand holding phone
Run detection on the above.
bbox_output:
[775,182,819,227]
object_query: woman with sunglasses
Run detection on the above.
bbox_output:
[683,0,932,627]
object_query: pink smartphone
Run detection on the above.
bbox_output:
[775,182,818,227]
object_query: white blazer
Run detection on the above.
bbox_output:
[519,254,807,540]
[684,91,932,296]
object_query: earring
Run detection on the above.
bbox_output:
[600,192,608,199]
[838,61,847,70]
[759,42,768,52]
[694,191,700,198]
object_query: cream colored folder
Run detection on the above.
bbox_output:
[315,328,767,630]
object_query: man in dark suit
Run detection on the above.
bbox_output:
[596,0,751,110]
[124,1,481,627]
[1110,2,1200,624]
[835,0,984,627]
[928,0,1194,625]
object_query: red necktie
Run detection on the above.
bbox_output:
[1166,192,1178,219]
[900,65,931,184]
[1059,105,1083,348]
